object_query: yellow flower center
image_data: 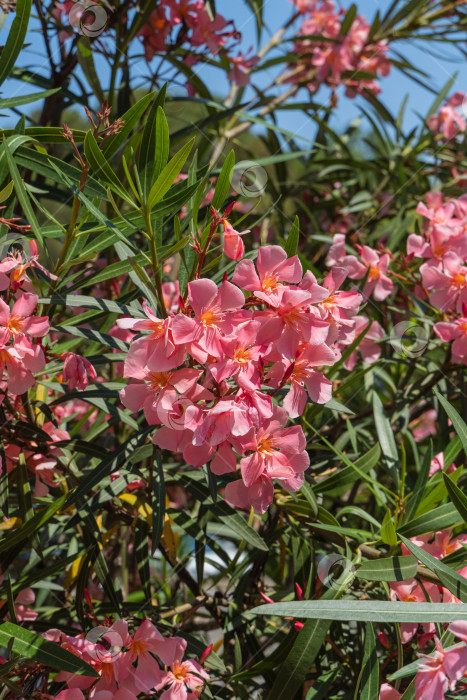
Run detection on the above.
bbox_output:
[234,348,250,364]
[172,663,188,681]
[7,317,23,334]
[261,276,278,292]
[257,437,274,456]
[453,272,466,288]
[147,371,170,390]
[368,266,380,280]
[200,310,220,327]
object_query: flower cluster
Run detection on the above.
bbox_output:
[289,0,391,98]
[381,622,467,700]
[120,245,363,513]
[45,618,210,700]
[406,191,467,362]
[428,92,467,140]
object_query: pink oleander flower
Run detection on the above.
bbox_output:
[267,341,338,416]
[429,451,455,477]
[421,252,467,312]
[379,684,401,700]
[227,50,259,86]
[119,303,186,373]
[0,292,49,342]
[138,7,171,60]
[185,2,229,55]
[120,367,202,424]
[325,233,346,266]
[342,316,384,371]
[434,314,467,363]
[207,320,262,390]
[428,92,467,140]
[313,267,361,345]
[343,245,393,301]
[390,579,440,645]
[409,408,437,442]
[62,353,97,391]
[0,329,44,394]
[401,529,467,560]
[0,573,38,622]
[232,245,303,303]
[415,636,467,699]
[155,637,209,700]
[222,218,249,261]
[172,278,246,360]
[225,406,309,513]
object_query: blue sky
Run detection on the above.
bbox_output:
[1,0,466,138]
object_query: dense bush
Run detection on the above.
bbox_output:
[0,1,466,698]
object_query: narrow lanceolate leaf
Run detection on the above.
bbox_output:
[398,503,462,538]
[0,623,99,676]
[251,600,467,623]
[399,534,467,603]
[0,89,60,110]
[312,443,381,494]
[284,215,300,257]
[404,441,432,522]
[151,448,165,555]
[443,472,467,523]
[360,623,379,700]
[381,509,398,547]
[102,92,156,159]
[65,428,153,508]
[3,139,45,250]
[147,138,194,209]
[84,131,134,205]
[434,389,467,458]
[265,579,350,700]
[0,494,66,553]
[356,555,418,582]
[373,393,399,486]
[0,0,32,88]
[211,149,235,210]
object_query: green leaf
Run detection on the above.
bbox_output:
[0,89,60,110]
[76,37,104,104]
[399,534,467,602]
[340,3,357,35]
[84,131,134,205]
[102,92,156,160]
[381,509,398,547]
[373,393,399,486]
[0,0,32,88]
[312,443,381,494]
[3,139,45,250]
[147,138,194,209]
[251,600,467,623]
[360,623,378,700]
[398,503,462,538]
[0,622,99,676]
[151,448,165,555]
[211,150,235,210]
[434,389,467,459]
[135,519,151,602]
[65,428,153,508]
[404,441,432,522]
[0,494,66,553]
[284,215,299,257]
[443,472,467,522]
[356,555,418,582]
[265,581,348,700]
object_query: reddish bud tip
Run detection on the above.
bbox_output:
[199,643,213,665]
[260,592,275,604]
[295,583,304,601]
[294,621,304,631]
